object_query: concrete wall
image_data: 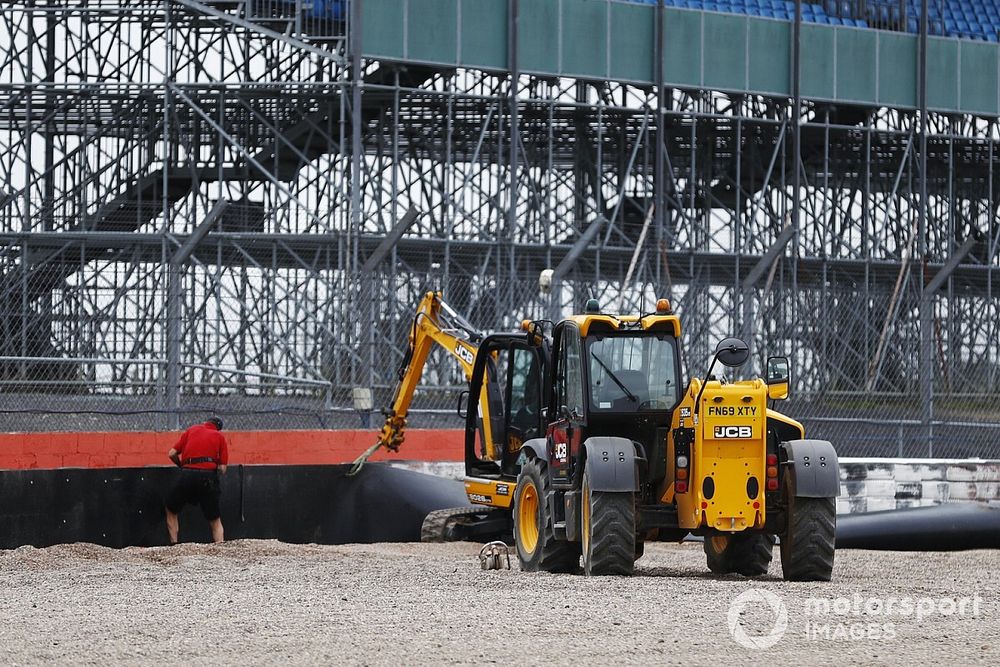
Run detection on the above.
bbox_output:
[838,457,1000,514]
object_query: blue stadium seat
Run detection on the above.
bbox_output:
[615,0,1000,42]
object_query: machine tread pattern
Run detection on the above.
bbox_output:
[704,537,731,574]
[420,507,484,542]
[732,533,776,576]
[586,491,635,576]
[781,496,836,581]
[703,532,775,576]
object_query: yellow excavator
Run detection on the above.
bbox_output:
[349,290,497,472]
[350,290,543,542]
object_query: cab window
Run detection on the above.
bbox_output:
[554,325,584,418]
[507,346,541,440]
[564,331,584,416]
[588,334,678,412]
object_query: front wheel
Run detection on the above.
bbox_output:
[581,462,635,576]
[703,531,775,576]
[513,457,578,572]
[780,495,836,581]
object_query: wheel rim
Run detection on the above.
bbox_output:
[518,481,540,554]
[582,475,591,557]
[710,535,729,553]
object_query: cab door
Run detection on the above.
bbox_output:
[464,333,545,478]
[547,323,585,486]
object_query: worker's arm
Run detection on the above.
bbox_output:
[218,436,229,475]
[169,429,188,467]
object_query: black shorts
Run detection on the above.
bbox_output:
[166,469,221,520]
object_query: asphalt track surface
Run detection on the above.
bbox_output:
[0,540,997,665]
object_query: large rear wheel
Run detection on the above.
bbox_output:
[513,458,579,572]
[703,531,775,576]
[581,462,635,576]
[780,494,836,581]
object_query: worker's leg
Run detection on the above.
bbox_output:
[209,518,224,543]
[165,508,180,545]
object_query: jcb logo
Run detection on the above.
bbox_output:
[714,425,752,439]
[455,343,475,365]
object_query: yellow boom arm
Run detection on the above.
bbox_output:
[349,291,495,473]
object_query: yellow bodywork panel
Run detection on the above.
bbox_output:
[562,312,681,337]
[464,477,516,509]
[767,380,789,400]
[671,379,768,531]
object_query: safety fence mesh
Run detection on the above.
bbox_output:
[1,257,998,460]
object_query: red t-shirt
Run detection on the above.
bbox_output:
[175,422,229,470]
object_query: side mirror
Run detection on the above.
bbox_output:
[715,337,750,368]
[694,336,750,414]
[765,356,790,400]
[456,390,470,419]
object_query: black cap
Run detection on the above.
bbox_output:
[207,417,224,431]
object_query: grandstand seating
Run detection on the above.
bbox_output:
[290,0,997,43]
[633,0,998,41]
[641,0,868,27]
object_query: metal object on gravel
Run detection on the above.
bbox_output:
[478,541,511,570]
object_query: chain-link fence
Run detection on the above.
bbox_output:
[1,253,998,460]
[2,0,999,461]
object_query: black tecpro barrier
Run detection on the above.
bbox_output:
[0,464,472,549]
[836,503,1000,551]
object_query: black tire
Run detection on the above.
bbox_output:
[581,463,635,576]
[703,531,775,576]
[513,458,579,572]
[420,507,484,542]
[780,495,836,582]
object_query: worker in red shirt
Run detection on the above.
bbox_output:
[164,417,229,544]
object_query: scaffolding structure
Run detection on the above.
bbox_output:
[1,0,999,457]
